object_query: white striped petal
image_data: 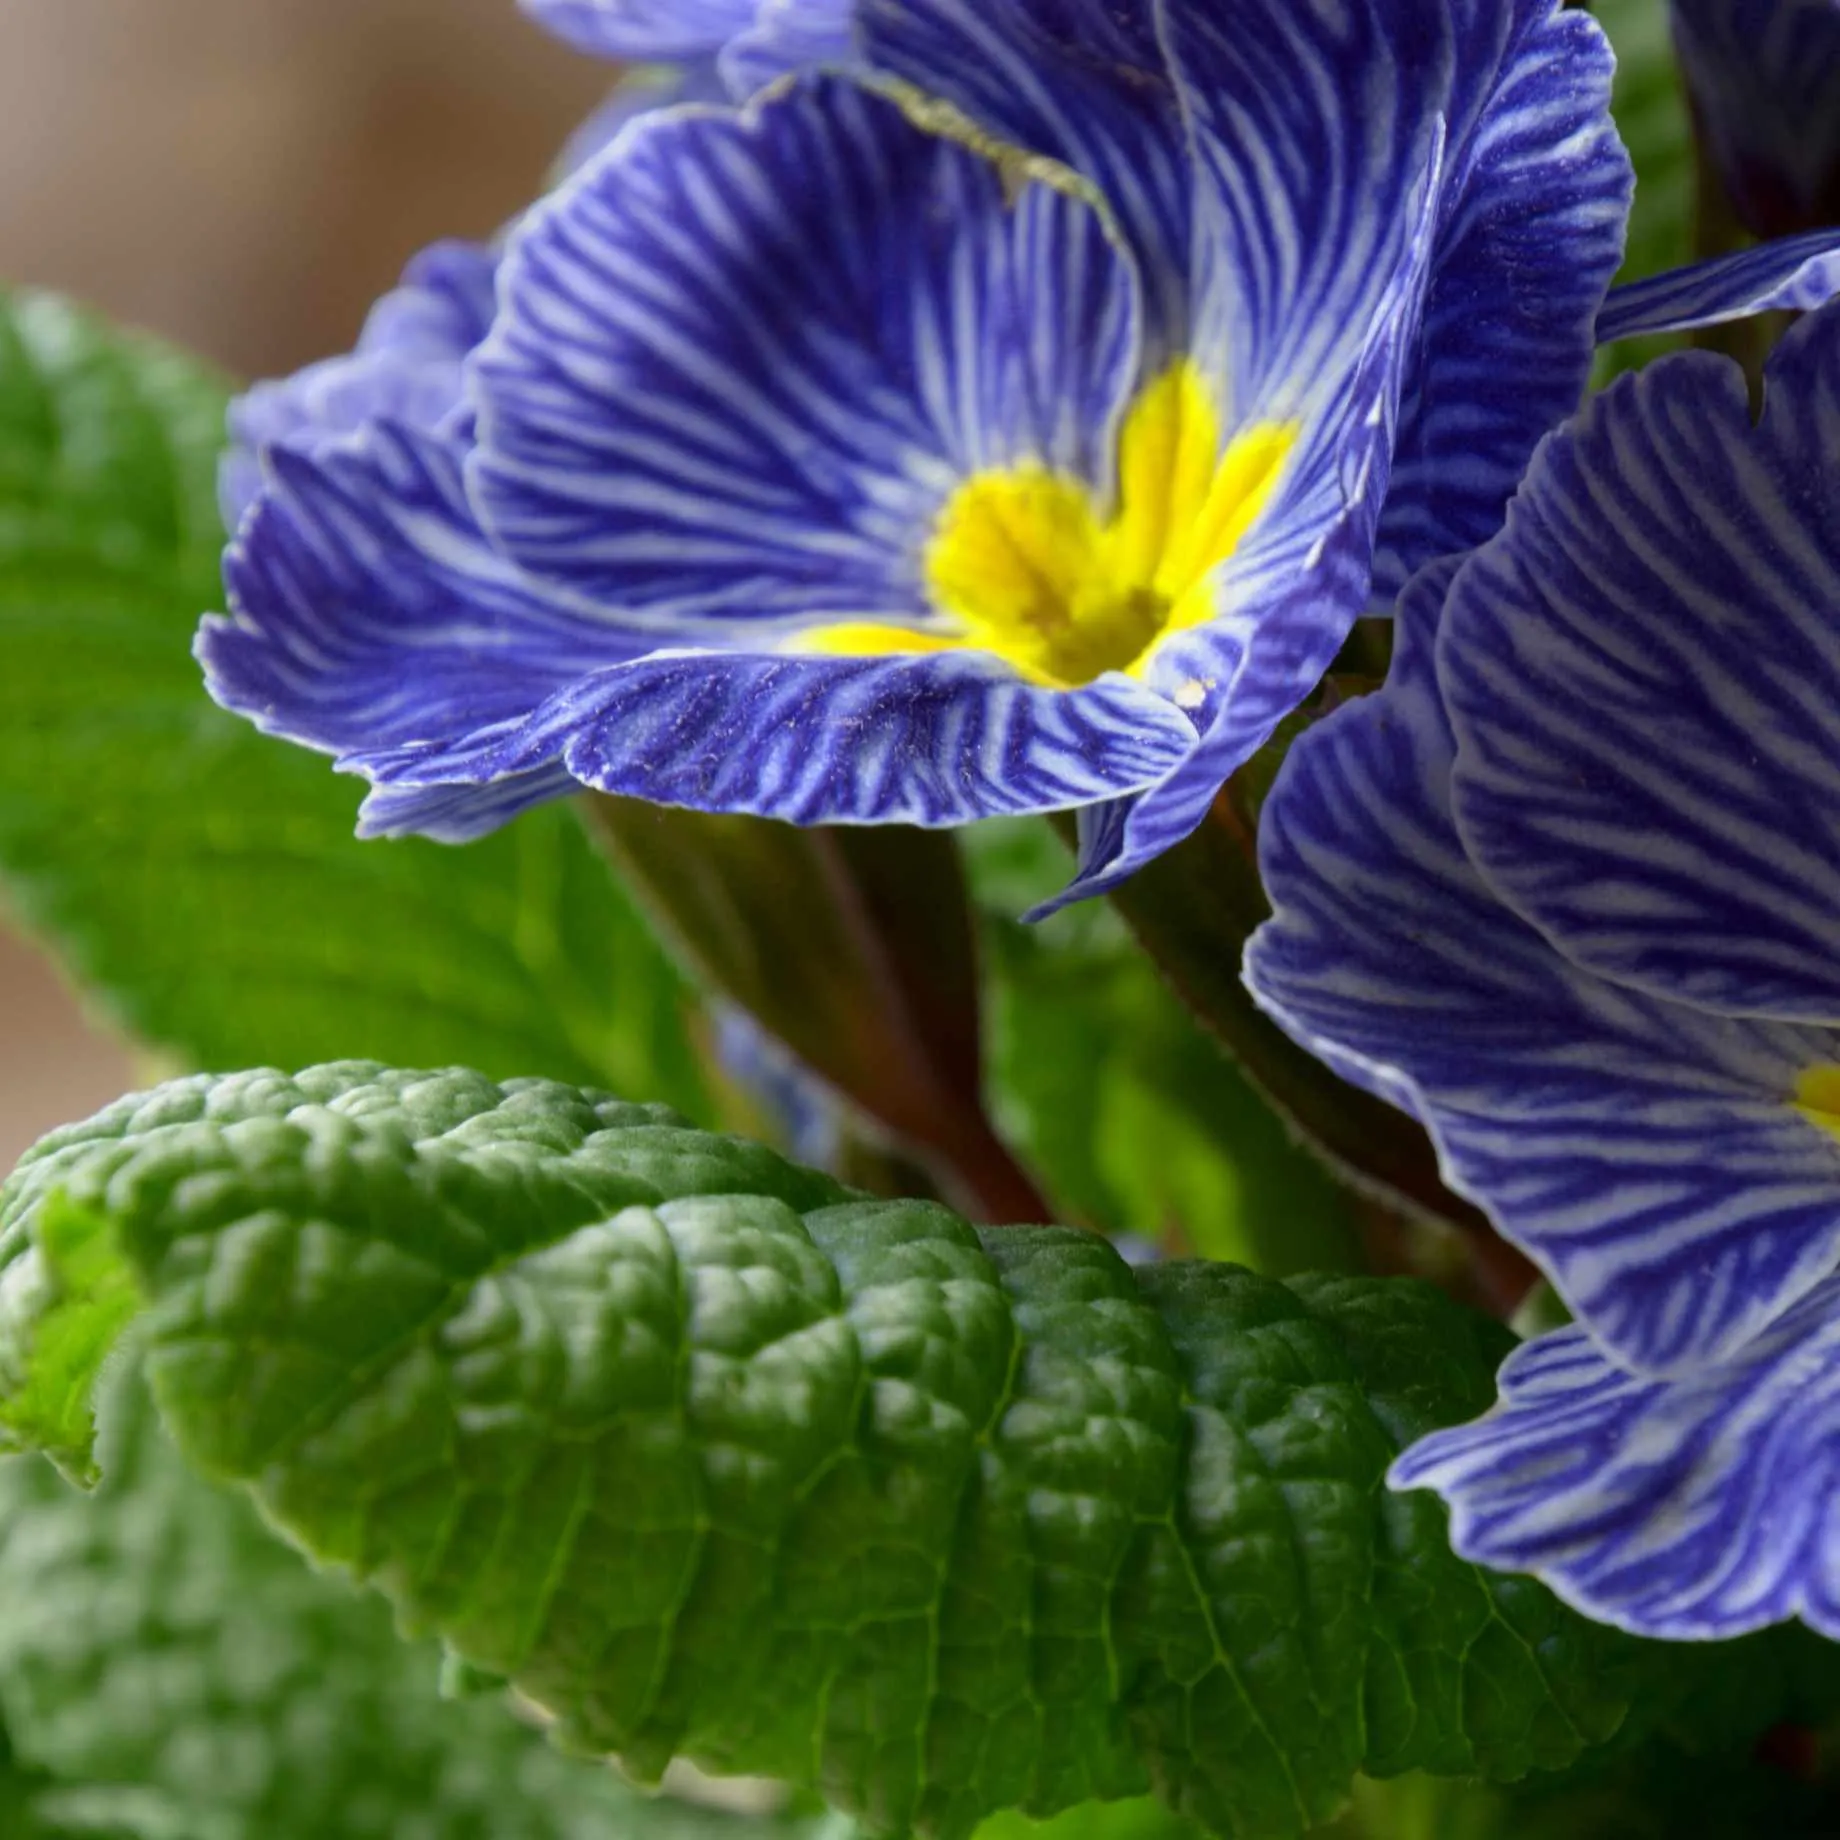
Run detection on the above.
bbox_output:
[343,646,1195,829]
[1371,4,1629,594]
[221,240,496,530]
[1444,302,1840,1022]
[1394,1286,1840,1641]
[1598,227,1840,343]
[204,421,639,775]
[1246,563,1840,1376]
[856,0,1195,359]
[1043,0,1632,902]
[470,76,1142,639]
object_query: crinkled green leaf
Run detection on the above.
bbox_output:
[0,288,706,1114]
[0,1065,1682,1840]
[0,1364,841,1840]
[967,822,1355,1269]
[974,1802,1198,1840]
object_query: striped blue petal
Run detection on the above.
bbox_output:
[523,651,1197,826]
[203,422,638,777]
[207,400,1192,837]
[721,0,857,93]
[1245,563,1840,1375]
[856,0,1194,356]
[470,76,1142,639]
[1041,0,1628,904]
[340,648,1194,828]
[1372,5,1629,594]
[1444,304,1840,1023]
[554,63,733,180]
[1166,1,1627,598]
[1597,225,1840,343]
[519,0,761,60]
[1043,148,1449,910]
[358,766,586,845]
[220,239,496,529]
[1672,0,1840,239]
[1392,1284,1840,1640]
[1169,1,1519,436]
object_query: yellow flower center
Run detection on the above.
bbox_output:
[1796,1064,1840,1143]
[800,363,1296,688]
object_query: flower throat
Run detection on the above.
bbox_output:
[805,364,1296,688]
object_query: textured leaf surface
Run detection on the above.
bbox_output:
[0,1370,780,1840]
[0,289,705,1112]
[0,1065,1674,1840]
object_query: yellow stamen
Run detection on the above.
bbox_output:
[797,363,1297,688]
[1795,1064,1840,1143]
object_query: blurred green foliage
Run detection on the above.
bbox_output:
[0,290,707,1116]
[968,819,1358,1270]
[1593,0,1694,383]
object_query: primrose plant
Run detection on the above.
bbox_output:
[7,2,1840,1838]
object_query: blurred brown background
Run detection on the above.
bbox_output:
[0,0,611,1165]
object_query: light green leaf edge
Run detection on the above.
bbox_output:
[0,286,706,1114]
[0,1064,1685,1840]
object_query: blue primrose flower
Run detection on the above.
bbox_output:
[201,0,1840,908]
[1672,0,1840,238]
[1244,299,1840,1639]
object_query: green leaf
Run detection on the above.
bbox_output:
[968,821,1356,1268]
[0,1065,1686,1840]
[1318,1745,1840,1840]
[0,1722,59,1840]
[978,812,1487,1254]
[975,1801,1200,1840]
[0,288,706,1114]
[0,1364,838,1840]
